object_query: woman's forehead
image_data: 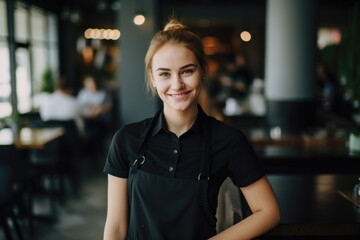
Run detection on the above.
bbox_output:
[152,43,198,69]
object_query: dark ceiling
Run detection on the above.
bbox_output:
[23,0,358,29]
[22,0,357,79]
[25,0,358,14]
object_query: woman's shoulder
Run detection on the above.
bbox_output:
[208,115,238,132]
[207,115,247,141]
[113,117,153,140]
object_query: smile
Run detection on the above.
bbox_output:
[168,91,191,98]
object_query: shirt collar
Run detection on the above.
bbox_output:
[150,105,207,140]
[151,110,166,136]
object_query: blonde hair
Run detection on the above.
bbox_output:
[144,19,207,96]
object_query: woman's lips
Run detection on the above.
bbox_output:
[168,91,191,100]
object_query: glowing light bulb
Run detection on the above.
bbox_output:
[240,31,251,42]
[133,14,145,25]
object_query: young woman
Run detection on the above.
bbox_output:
[103,19,280,240]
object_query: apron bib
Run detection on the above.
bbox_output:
[127,113,216,240]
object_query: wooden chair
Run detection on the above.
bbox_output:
[29,119,83,216]
[29,136,64,219]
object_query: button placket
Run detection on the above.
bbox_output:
[168,147,179,173]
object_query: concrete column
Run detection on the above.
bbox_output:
[117,0,158,126]
[265,0,317,133]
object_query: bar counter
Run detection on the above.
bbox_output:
[238,126,360,174]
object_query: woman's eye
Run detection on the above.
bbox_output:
[181,69,194,75]
[159,72,170,78]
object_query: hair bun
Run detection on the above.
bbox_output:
[163,19,189,31]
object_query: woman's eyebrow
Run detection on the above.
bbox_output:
[155,63,197,72]
[155,67,170,72]
[180,63,197,69]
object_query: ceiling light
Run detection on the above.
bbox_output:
[133,13,145,26]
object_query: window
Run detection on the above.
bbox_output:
[31,9,59,95]
[0,0,59,119]
[0,0,11,119]
[0,0,7,37]
[0,42,11,118]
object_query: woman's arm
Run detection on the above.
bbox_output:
[103,175,128,240]
[210,176,280,240]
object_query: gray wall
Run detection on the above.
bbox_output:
[118,0,158,126]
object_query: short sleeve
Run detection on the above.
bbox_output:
[227,130,264,187]
[103,129,130,178]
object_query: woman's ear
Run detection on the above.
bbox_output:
[201,71,207,81]
[201,66,207,80]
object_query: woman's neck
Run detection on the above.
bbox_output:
[163,105,198,137]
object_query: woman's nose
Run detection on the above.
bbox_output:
[171,75,184,90]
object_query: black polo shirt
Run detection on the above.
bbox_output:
[104,105,264,216]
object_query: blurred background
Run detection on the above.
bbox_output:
[1,0,359,128]
[1,0,360,239]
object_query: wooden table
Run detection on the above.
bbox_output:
[239,127,360,174]
[0,127,64,149]
[220,174,360,238]
[255,146,360,175]
[220,111,360,237]
[1,127,66,224]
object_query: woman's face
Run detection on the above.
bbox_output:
[150,43,202,113]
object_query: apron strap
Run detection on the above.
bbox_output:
[198,114,212,181]
[135,110,162,158]
[130,110,161,173]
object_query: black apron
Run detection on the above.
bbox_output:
[127,113,217,240]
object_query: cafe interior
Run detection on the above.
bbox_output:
[1,0,360,239]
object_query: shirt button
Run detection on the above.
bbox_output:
[168,166,174,172]
[172,149,178,154]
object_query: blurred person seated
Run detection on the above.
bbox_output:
[203,59,227,114]
[317,63,337,111]
[217,51,255,116]
[225,51,254,101]
[39,76,85,135]
[317,63,353,119]
[248,78,266,116]
[77,75,112,164]
[38,76,84,195]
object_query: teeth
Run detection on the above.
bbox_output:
[169,91,189,97]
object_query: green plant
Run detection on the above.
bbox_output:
[337,2,360,139]
[339,2,360,105]
[40,67,54,93]
[0,111,25,130]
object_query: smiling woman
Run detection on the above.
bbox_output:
[103,18,280,240]
[150,44,203,123]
